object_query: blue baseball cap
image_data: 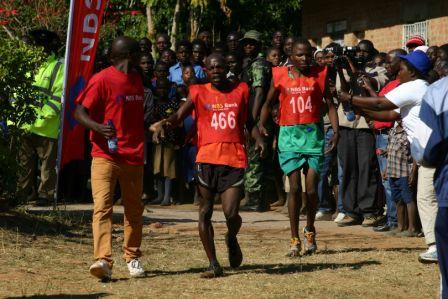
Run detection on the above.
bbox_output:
[398,50,431,76]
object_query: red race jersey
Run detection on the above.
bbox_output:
[189,82,249,146]
[76,66,145,165]
[273,66,327,126]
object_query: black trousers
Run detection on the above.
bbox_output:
[337,127,379,217]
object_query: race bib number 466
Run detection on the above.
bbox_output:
[211,111,236,130]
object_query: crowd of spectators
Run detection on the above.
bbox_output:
[17,28,448,292]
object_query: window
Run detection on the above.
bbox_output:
[403,20,428,48]
[327,20,347,46]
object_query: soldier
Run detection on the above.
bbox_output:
[240,30,273,212]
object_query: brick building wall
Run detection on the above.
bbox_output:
[302,0,448,51]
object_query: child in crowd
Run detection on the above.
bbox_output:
[386,121,419,237]
[151,78,181,206]
[178,65,200,204]
[226,52,243,83]
[152,61,178,100]
[140,53,154,89]
[160,49,177,67]
[266,47,281,67]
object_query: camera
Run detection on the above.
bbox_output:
[324,46,363,69]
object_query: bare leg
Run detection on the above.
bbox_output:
[396,202,405,232]
[221,187,244,268]
[407,200,418,233]
[305,168,319,231]
[197,185,217,264]
[221,187,243,238]
[287,170,302,239]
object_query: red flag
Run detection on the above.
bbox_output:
[59,0,107,167]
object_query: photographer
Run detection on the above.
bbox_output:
[326,40,388,227]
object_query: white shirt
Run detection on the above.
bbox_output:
[385,79,429,148]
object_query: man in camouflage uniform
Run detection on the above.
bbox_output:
[240,30,273,212]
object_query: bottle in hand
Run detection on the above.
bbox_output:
[107,119,118,153]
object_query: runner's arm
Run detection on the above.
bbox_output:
[259,78,279,136]
[324,75,339,154]
[150,98,194,143]
[252,86,265,120]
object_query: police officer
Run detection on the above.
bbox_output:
[17,30,64,206]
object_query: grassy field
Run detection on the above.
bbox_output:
[0,206,440,299]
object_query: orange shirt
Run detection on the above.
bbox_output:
[189,82,249,169]
[196,142,247,169]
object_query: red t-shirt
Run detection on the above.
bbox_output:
[76,66,145,165]
[374,79,400,130]
[189,82,249,168]
[272,66,327,126]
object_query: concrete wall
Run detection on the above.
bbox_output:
[302,0,448,51]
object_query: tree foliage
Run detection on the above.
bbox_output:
[0,38,46,206]
[0,0,69,41]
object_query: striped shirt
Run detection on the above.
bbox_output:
[387,123,412,178]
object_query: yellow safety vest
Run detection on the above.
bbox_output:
[25,54,64,139]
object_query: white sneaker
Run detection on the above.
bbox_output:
[316,211,333,221]
[89,259,112,280]
[334,212,346,223]
[418,245,438,264]
[127,258,145,278]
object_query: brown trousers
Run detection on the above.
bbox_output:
[91,158,144,267]
[17,133,57,200]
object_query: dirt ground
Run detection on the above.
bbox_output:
[0,204,440,298]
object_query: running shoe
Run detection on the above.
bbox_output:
[333,212,346,223]
[127,258,145,278]
[302,227,317,255]
[286,237,301,257]
[89,259,112,280]
[418,246,438,264]
[225,233,243,268]
[200,262,224,279]
[316,211,333,221]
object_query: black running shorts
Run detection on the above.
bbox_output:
[195,163,245,193]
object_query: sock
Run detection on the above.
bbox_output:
[163,178,172,203]
[156,178,164,202]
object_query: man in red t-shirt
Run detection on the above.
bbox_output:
[152,54,265,278]
[74,37,146,280]
[360,48,407,233]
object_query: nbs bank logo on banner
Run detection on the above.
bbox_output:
[57,0,107,196]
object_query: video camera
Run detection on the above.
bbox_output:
[324,46,364,69]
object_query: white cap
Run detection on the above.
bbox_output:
[414,45,429,53]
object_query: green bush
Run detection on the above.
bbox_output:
[0,38,46,208]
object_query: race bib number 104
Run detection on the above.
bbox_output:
[289,96,313,114]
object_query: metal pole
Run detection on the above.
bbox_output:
[55,0,75,211]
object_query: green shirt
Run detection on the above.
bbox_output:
[278,123,325,155]
[242,53,271,89]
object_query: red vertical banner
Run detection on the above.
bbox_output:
[59,0,107,168]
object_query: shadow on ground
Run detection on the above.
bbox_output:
[319,247,426,254]
[0,208,196,237]
[144,260,381,277]
[6,293,109,299]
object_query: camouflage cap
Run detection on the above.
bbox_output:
[240,30,261,43]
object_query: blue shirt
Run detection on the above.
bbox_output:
[419,77,448,207]
[168,62,205,85]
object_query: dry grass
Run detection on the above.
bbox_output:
[0,207,440,299]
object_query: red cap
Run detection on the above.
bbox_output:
[406,35,425,47]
